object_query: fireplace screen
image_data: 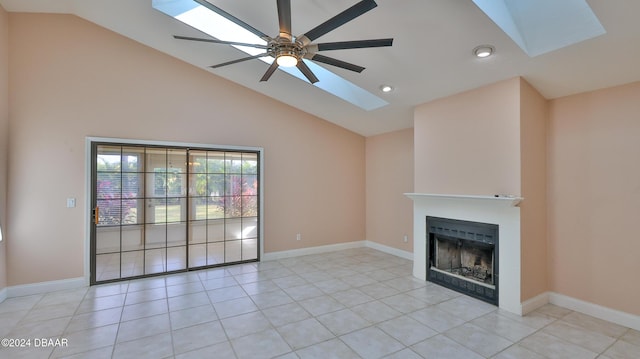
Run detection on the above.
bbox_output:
[427,217,498,305]
[433,236,494,285]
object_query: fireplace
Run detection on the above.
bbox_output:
[427,216,499,305]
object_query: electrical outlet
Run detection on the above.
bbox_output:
[403,235,409,243]
[296,233,301,241]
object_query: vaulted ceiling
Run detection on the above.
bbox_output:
[2,0,640,136]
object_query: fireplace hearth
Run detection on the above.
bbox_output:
[427,216,499,305]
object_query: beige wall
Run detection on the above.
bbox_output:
[519,80,548,301]
[365,128,413,252]
[414,78,521,195]
[0,4,8,292]
[413,77,550,304]
[548,81,640,316]
[6,13,365,286]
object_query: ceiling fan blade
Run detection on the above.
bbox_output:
[193,0,269,40]
[260,61,280,82]
[174,35,269,49]
[277,0,292,39]
[296,60,319,84]
[308,54,365,73]
[300,0,377,44]
[210,53,270,68]
[315,38,393,51]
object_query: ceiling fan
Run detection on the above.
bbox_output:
[173,0,393,84]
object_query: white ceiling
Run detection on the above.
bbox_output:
[2,0,640,136]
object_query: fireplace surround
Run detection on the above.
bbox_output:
[427,216,499,305]
[406,193,522,314]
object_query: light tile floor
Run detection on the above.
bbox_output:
[0,248,638,358]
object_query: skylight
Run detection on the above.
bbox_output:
[152,0,388,111]
[472,0,606,57]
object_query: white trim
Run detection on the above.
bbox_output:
[0,287,7,303]
[406,194,522,315]
[262,240,414,262]
[405,193,523,207]
[520,291,550,315]
[364,241,413,260]
[262,241,366,261]
[549,292,640,331]
[6,277,86,298]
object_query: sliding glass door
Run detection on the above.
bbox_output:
[90,142,260,284]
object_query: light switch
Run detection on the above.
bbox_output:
[66,198,76,208]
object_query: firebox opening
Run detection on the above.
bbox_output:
[426,216,499,305]
[432,235,494,286]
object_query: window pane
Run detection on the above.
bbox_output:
[226,153,242,173]
[208,219,224,242]
[97,199,121,226]
[225,174,242,196]
[225,196,242,218]
[145,224,166,249]
[167,172,186,197]
[189,221,206,244]
[225,218,242,240]
[122,147,144,172]
[97,172,121,199]
[165,197,186,223]
[96,253,120,281]
[242,175,258,195]
[189,173,208,196]
[225,240,242,262]
[189,151,207,173]
[189,197,208,221]
[207,242,224,265]
[122,173,142,198]
[145,249,166,274]
[208,197,225,219]
[207,174,225,197]
[122,251,144,278]
[167,246,186,271]
[148,172,166,198]
[242,239,258,260]
[122,198,143,225]
[146,198,166,223]
[167,149,187,172]
[96,226,120,254]
[242,196,258,217]
[97,145,122,172]
[207,152,225,173]
[189,244,207,268]
[242,153,258,174]
[242,217,258,239]
[122,226,143,251]
[146,148,167,169]
[167,222,186,246]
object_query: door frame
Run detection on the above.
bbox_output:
[84,136,265,285]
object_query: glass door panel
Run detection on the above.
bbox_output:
[91,143,260,284]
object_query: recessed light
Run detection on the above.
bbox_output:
[473,45,495,58]
[380,85,393,93]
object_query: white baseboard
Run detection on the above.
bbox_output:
[6,277,86,298]
[364,240,413,260]
[549,292,640,331]
[0,287,7,303]
[262,241,366,261]
[520,291,550,315]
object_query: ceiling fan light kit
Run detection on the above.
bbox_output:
[168,0,393,84]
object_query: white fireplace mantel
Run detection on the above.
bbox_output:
[405,193,523,207]
[406,192,523,315]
